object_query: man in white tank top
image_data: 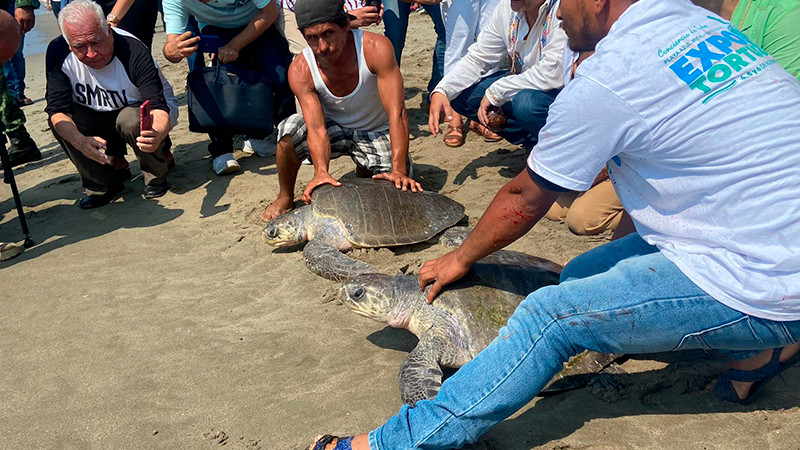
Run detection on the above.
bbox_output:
[261,0,422,221]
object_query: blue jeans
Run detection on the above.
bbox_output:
[4,2,25,98]
[450,70,558,148]
[369,233,800,449]
[382,0,445,95]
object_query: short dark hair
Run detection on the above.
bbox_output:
[299,15,349,35]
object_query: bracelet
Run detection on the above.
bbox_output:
[106,13,120,26]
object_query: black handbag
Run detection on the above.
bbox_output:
[186,60,274,139]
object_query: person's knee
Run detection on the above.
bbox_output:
[565,209,614,236]
[115,106,140,138]
[510,89,557,119]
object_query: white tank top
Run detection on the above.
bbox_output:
[302,29,390,132]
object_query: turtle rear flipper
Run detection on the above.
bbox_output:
[542,351,624,393]
[302,239,379,282]
[398,334,451,405]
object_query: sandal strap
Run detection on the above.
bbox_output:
[312,435,354,450]
[723,348,783,382]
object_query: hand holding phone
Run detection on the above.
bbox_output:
[140,100,153,133]
[197,34,222,54]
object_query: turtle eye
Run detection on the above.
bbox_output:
[352,286,365,299]
[266,225,278,239]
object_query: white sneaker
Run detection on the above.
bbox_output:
[212,153,242,176]
[242,137,277,157]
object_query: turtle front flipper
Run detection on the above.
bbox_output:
[398,333,450,405]
[302,239,379,282]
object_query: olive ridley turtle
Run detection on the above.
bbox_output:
[262,179,465,281]
[339,250,619,405]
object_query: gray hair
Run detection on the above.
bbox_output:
[58,0,109,45]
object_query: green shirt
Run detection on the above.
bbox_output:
[731,0,800,82]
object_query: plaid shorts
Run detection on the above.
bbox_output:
[277,113,403,174]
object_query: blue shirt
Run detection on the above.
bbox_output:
[163,0,272,35]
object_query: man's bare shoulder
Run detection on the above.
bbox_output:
[288,52,316,95]
[361,31,399,72]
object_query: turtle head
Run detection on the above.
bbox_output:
[339,273,411,325]
[262,208,309,247]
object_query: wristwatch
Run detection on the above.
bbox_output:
[106,13,120,26]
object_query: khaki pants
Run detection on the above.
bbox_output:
[276,8,307,56]
[51,106,170,195]
[545,178,623,235]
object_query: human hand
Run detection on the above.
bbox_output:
[217,44,240,64]
[418,249,472,303]
[77,136,111,165]
[302,171,342,203]
[477,95,492,128]
[136,128,166,153]
[428,92,455,137]
[372,171,423,192]
[349,6,382,27]
[14,6,35,33]
[164,31,200,61]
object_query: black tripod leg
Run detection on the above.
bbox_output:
[1,141,34,248]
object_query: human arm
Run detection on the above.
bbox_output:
[14,1,38,33]
[217,0,279,63]
[419,170,562,302]
[163,32,200,63]
[481,15,568,108]
[50,113,111,165]
[106,0,135,26]
[760,5,800,82]
[421,79,646,302]
[365,33,422,192]
[430,3,509,101]
[136,109,171,152]
[348,6,382,28]
[289,58,342,203]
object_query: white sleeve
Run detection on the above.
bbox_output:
[527,78,651,191]
[432,7,508,100]
[484,25,567,105]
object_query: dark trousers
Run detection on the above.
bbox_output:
[197,25,295,158]
[450,70,560,148]
[51,106,170,195]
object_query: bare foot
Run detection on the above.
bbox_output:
[308,434,369,450]
[728,343,800,399]
[261,196,294,222]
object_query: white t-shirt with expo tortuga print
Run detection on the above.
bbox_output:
[527,0,800,320]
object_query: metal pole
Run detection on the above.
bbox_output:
[0,133,34,248]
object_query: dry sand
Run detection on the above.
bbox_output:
[1,9,799,450]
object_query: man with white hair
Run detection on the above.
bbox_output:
[45,0,178,209]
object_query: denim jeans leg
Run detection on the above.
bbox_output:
[509,88,559,147]
[369,234,800,449]
[450,71,537,147]
[382,0,411,63]
[3,33,25,98]
[424,3,446,95]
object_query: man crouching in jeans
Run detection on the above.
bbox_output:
[46,0,177,209]
[261,0,422,221]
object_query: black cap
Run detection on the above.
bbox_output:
[295,0,354,29]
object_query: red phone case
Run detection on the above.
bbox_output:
[140,100,153,132]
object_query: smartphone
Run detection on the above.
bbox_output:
[140,100,153,132]
[364,0,381,8]
[197,34,222,54]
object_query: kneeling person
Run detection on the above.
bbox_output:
[46,0,177,209]
[261,0,421,221]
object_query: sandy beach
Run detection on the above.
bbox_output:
[1,8,799,450]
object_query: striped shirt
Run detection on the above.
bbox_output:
[278,0,363,11]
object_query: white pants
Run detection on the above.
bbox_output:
[440,0,500,73]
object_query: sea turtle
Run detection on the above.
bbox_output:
[262,179,465,281]
[338,250,620,405]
